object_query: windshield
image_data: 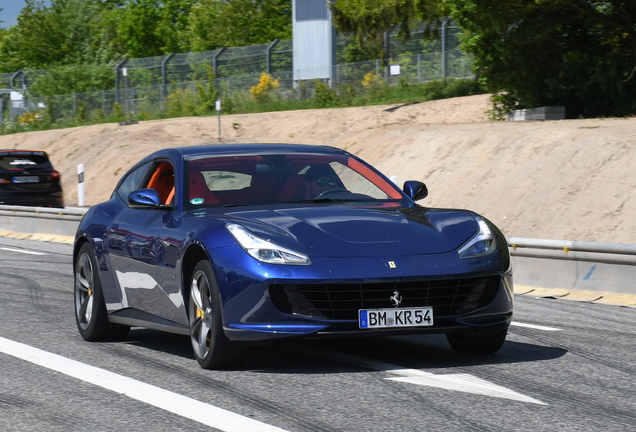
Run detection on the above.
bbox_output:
[184,152,404,209]
[0,152,52,171]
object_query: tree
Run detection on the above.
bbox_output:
[185,0,292,51]
[0,0,112,72]
[331,0,444,56]
[443,0,636,117]
[115,0,193,58]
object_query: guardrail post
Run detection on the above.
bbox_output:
[77,164,85,207]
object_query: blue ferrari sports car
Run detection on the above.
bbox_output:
[73,144,513,369]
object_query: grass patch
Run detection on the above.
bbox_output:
[0,78,484,136]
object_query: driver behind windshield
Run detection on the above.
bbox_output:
[303,164,339,199]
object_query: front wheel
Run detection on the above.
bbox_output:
[446,330,507,355]
[188,260,246,369]
[74,243,130,341]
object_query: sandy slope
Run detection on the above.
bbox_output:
[2,93,635,244]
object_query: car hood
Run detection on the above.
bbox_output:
[217,204,478,258]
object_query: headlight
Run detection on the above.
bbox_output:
[458,216,497,259]
[226,224,311,265]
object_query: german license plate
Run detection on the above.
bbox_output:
[13,176,39,183]
[359,307,433,329]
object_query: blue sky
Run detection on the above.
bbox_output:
[1,0,52,28]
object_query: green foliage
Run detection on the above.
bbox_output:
[314,80,339,106]
[486,93,519,121]
[185,0,292,51]
[340,39,382,63]
[115,0,192,57]
[28,64,116,96]
[112,102,124,121]
[332,0,445,59]
[0,0,110,72]
[444,0,636,117]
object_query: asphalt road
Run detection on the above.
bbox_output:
[1,236,635,432]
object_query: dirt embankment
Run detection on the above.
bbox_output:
[2,93,635,244]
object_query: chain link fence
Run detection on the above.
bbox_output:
[2,21,472,125]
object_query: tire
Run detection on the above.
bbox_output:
[74,243,130,341]
[446,329,507,355]
[188,260,246,369]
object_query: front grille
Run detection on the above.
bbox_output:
[269,276,501,320]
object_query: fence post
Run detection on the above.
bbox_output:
[375,60,380,83]
[102,90,106,114]
[161,53,174,111]
[213,47,226,80]
[11,70,23,89]
[384,32,390,82]
[73,93,77,118]
[115,58,128,105]
[417,54,421,83]
[266,39,280,75]
[442,19,448,79]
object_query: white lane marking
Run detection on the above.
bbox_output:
[511,322,562,331]
[0,247,47,256]
[290,345,546,405]
[0,336,287,432]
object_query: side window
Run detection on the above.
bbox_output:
[116,162,152,203]
[144,161,175,205]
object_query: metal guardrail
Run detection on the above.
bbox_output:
[1,205,635,264]
[1,205,634,298]
[0,205,87,217]
[507,237,636,265]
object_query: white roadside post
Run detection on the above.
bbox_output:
[216,100,222,142]
[77,164,85,207]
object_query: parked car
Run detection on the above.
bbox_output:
[73,144,513,369]
[0,150,64,208]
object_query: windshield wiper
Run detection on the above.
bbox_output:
[219,203,250,208]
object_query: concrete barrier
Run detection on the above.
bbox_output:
[0,205,86,240]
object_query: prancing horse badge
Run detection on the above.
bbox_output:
[388,261,396,269]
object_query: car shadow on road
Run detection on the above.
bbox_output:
[123,328,567,373]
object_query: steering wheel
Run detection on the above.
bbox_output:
[315,188,350,199]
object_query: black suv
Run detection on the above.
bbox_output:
[0,150,64,208]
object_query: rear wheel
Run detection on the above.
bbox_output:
[446,330,507,355]
[188,260,246,369]
[74,243,130,341]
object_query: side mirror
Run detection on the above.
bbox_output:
[128,188,162,208]
[403,181,428,201]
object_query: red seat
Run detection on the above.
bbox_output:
[278,174,304,201]
[189,171,220,204]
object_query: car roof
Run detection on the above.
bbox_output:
[144,144,349,162]
[0,150,48,156]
